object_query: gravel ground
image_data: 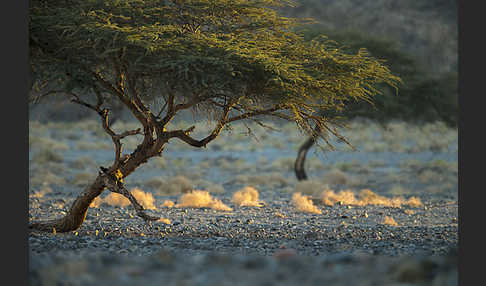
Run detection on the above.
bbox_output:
[29,189,457,285]
[29,119,458,285]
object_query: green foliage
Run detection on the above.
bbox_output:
[29,0,400,143]
[300,26,457,127]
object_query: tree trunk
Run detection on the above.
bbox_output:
[29,174,106,233]
[294,136,316,181]
[29,142,162,233]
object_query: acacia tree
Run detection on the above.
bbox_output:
[29,0,400,232]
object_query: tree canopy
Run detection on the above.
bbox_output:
[29,0,401,232]
[30,0,400,145]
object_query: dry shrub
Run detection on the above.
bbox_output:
[102,192,131,208]
[29,136,69,151]
[32,148,64,164]
[418,170,443,184]
[233,172,289,188]
[157,218,171,224]
[319,189,423,208]
[160,200,175,208]
[70,172,96,186]
[323,168,350,186]
[30,171,67,187]
[131,188,157,210]
[388,185,411,196]
[193,179,225,194]
[90,188,157,210]
[175,190,232,211]
[90,196,103,208]
[295,179,329,197]
[75,141,111,150]
[231,186,263,207]
[69,156,96,170]
[292,192,322,214]
[152,176,193,195]
[382,216,399,226]
[30,185,52,199]
[406,196,423,208]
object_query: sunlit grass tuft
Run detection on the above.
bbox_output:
[292,192,322,214]
[175,190,232,211]
[319,189,422,208]
[90,188,157,210]
[231,186,263,207]
[382,215,399,226]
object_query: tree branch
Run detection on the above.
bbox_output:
[166,99,235,147]
[99,169,159,222]
[227,104,287,122]
[70,92,142,170]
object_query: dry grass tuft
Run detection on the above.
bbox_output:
[175,190,232,211]
[157,218,171,225]
[90,188,157,210]
[160,200,175,208]
[292,192,322,214]
[382,216,399,226]
[319,189,423,208]
[231,186,263,207]
[30,185,52,199]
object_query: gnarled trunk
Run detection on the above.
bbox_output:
[29,142,162,233]
[29,174,106,233]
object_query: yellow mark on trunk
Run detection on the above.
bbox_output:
[115,169,124,183]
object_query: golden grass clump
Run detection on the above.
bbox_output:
[160,200,175,208]
[319,189,423,208]
[30,185,52,199]
[231,186,263,207]
[175,190,233,211]
[292,192,322,214]
[90,188,157,210]
[382,216,399,226]
[157,218,171,225]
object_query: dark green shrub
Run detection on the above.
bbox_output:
[301,26,458,127]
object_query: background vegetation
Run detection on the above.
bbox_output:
[282,0,458,127]
[29,0,458,127]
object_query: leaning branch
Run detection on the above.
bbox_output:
[166,100,235,148]
[70,92,142,170]
[99,168,159,222]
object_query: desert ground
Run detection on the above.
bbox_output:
[29,118,458,285]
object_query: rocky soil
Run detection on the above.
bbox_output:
[29,119,458,285]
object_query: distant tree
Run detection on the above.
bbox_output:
[29,0,400,232]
